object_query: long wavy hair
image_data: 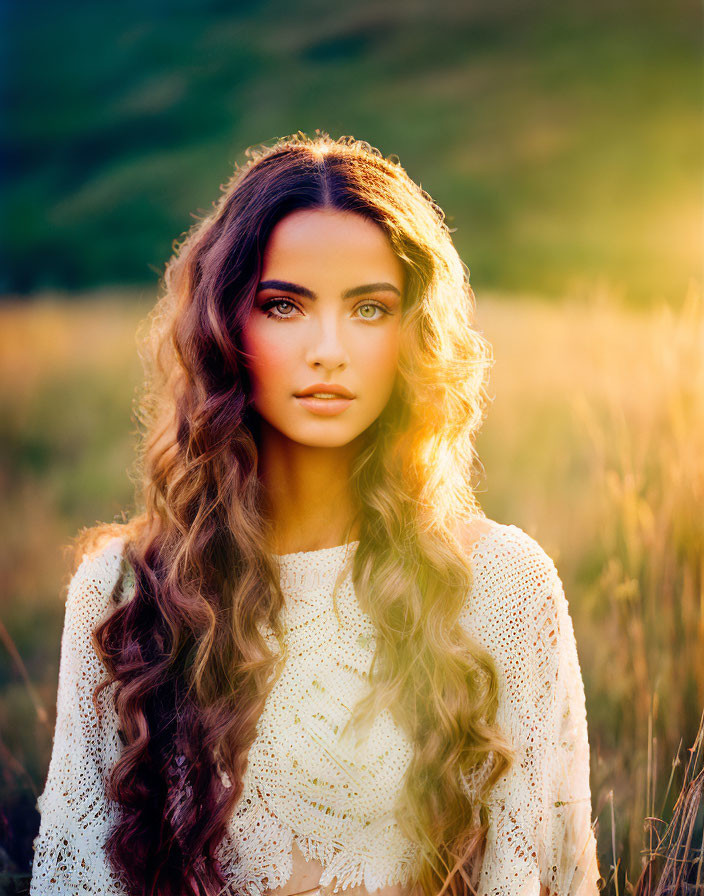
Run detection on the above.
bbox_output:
[75,131,515,896]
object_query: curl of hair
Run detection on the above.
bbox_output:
[75,130,515,896]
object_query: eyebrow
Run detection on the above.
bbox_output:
[256,279,402,300]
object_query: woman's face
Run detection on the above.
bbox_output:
[240,207,405,448]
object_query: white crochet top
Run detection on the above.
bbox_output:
[29,521,601,896]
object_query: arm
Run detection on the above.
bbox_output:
[461,528,601,896]
[536,572,601,896]
[29,536,132,895]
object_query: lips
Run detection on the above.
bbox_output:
[295,384,355,399]
[295,394,354,416]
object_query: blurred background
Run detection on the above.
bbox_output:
[1,0,702,893]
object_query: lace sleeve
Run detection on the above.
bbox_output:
[537,572,601,896]
[463,528,601,896]
[29,536,133,896]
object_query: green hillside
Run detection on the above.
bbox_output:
[2,0,701,303]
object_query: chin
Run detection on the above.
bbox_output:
[291,431,362,448]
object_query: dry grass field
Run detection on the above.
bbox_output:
[0,286,702,893]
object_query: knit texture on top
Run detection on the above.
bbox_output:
[28,521,601,896]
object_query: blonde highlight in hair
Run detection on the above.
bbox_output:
[75,130,514,896]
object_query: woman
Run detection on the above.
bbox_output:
[29,132,601,896]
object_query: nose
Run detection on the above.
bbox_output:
[304,312,349,371]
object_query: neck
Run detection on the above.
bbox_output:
[257,420,363,554]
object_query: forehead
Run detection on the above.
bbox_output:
[262,208,404,284]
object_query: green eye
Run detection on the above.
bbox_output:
[357,302,388,320]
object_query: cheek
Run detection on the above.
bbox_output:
[241,323,295,395]
[355,327,401,385]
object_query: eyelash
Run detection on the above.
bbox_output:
[260,298,392,321]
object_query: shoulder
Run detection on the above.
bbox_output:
[455,516,560,592]
[65,534,135,629]
[468,519,559,592]
[457,518,564,653]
